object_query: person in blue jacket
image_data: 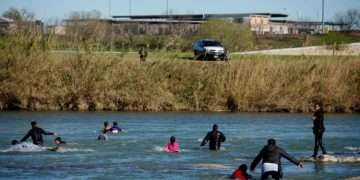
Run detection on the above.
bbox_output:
[110,122,122,133]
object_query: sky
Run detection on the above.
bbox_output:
[0,0,359,23]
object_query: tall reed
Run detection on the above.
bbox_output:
[0,33,359,112]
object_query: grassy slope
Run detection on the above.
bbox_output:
[1,47,359,112]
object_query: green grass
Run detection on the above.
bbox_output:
[254,33,360,50]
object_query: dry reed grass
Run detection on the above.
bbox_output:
[0,33,359,112]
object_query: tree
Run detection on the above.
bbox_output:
[321,32,350,55]
[194,19,254,52]
[68,10,101,20]
[2,8,40,33]
[335,9,360,31]
[2,8,34,22]
[65,10,109,50]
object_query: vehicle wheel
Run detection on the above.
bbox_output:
[196,54,203,60]
[203,53,208,61]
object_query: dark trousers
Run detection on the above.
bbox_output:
[261,171,280,180]
[313,130,326,156]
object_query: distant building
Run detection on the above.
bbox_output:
[0,16,15,33]
[112,19,200,35]
[270,20,342,35]
[47,25,66,35]
[62,13,344,36]
[0,16,44,34]
[245,15,272,34]
[112,13,287,35]
[32,20,45,33]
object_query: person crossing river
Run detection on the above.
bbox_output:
[200,124,226,151]
[312,103,327,158]
[20,121,57,146]
[250,138,303,180]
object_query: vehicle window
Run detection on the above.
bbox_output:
[203,41,221,46]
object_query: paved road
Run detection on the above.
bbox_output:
[232,42,360,56]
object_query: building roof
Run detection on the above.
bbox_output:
[113,19,203,24]
[113,13,288,21]
[65,18,203,24]
[0,16,14,23]
[271,20,344,26]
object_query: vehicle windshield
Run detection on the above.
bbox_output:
[203,41,221,46]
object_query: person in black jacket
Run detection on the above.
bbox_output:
[250,139,303,180]
[312,103,327,158]
[200,124,226,151]
[20,121,57,146]
[138,46,148,62]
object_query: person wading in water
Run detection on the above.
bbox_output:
[312,103,327,158]
[20,121,57,146]
[200,124,226,151]
[250,139,303,180]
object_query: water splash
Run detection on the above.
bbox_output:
[344,146,360,152]
[55,148,95,153]
[1,142,46,152]
[154,146,164,152]
[153,146,190,153]
[192,163,231,170]
[1,142,95,153]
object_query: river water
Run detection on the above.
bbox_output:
[0,112,359,180]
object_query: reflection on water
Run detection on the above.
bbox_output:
[0,112,359,179]
[314,163,325,174]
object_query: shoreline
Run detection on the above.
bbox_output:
[1,109,359,114]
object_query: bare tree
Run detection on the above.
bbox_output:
[65,10,110,49]
[1,8,43,33]
[2,8,35,22]
[335,9,360,31]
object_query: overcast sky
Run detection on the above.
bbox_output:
[0,0,359,22]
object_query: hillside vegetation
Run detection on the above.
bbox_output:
[0,32,359,112]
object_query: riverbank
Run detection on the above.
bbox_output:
[0,44,359,113]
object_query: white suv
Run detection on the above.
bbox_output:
[193,39,229,61]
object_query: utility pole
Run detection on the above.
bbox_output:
[129,0,132,16]
[166,0,169,16]
[108,0,112,18]
[322,0,325,33]
[109,0,113,51]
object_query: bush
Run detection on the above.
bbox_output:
[194,19,254,52]
[321,32,350,50]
